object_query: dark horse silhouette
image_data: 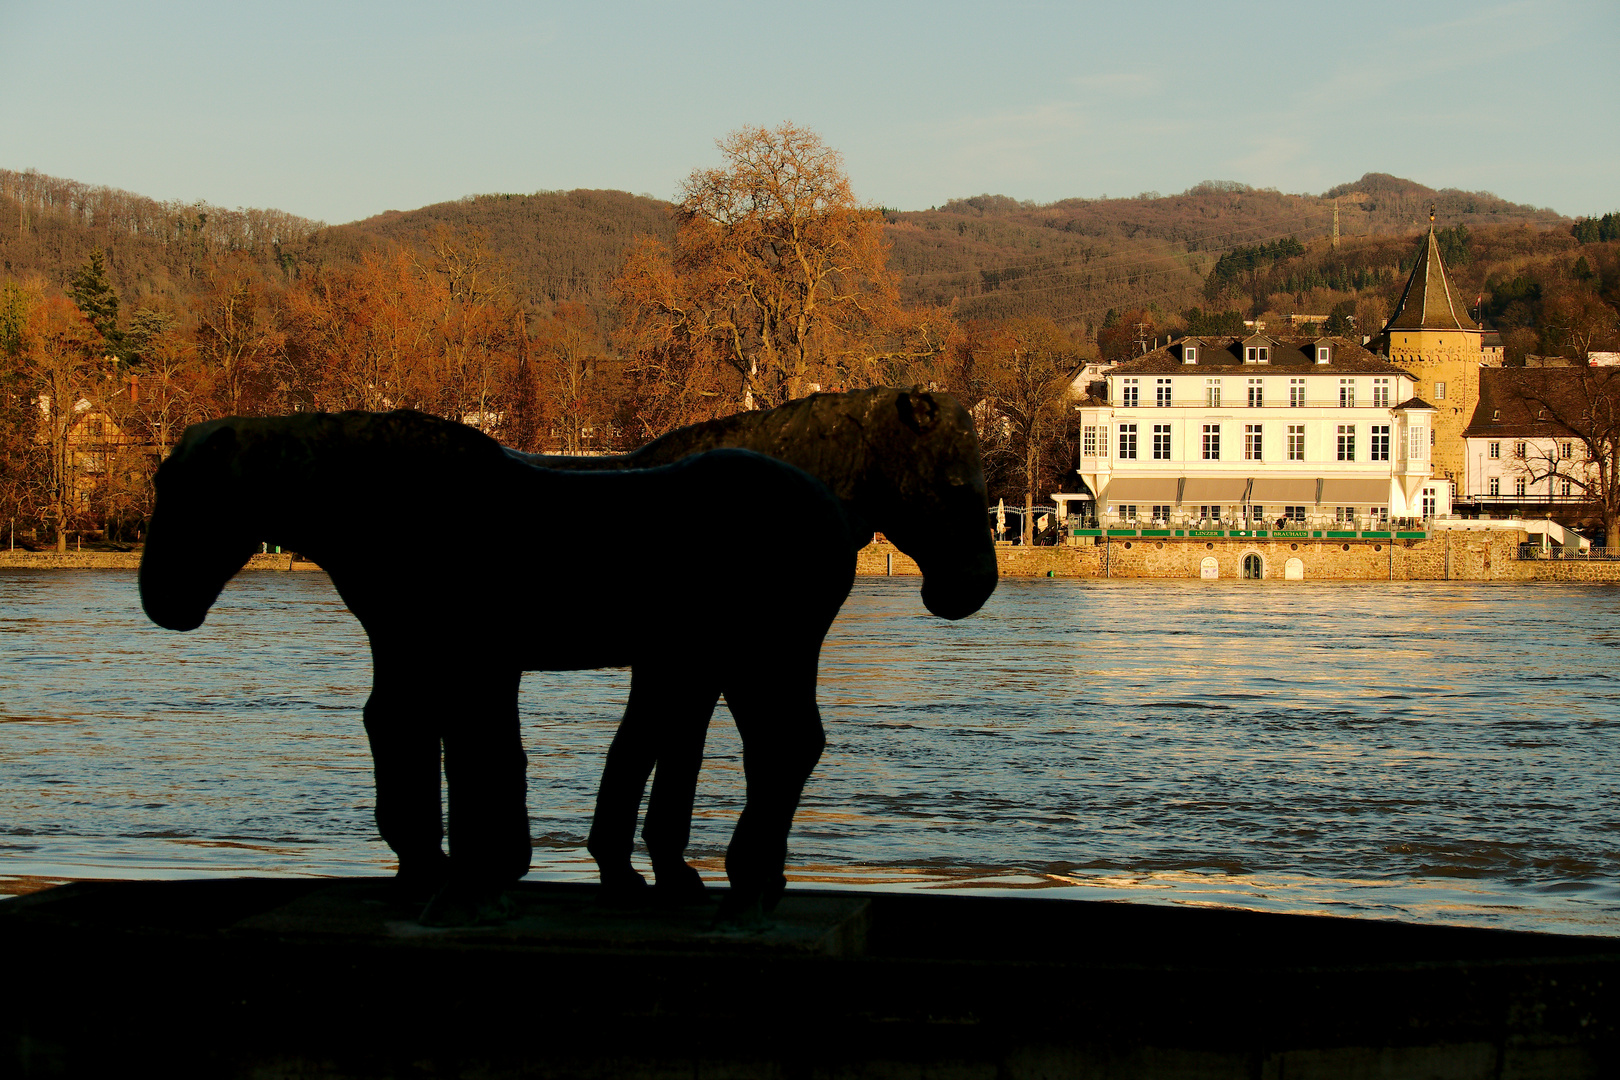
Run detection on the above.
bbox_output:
[512,388,997,898]
[139,410,859,922]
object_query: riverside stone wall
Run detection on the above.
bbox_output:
[859,532,1620,583]
[5,542,1617,583]
[0,552,319,572]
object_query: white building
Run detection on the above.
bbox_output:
[1073,334,1444,530]
[1462,367,1601,517]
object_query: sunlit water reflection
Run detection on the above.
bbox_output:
[3,569,1618,934]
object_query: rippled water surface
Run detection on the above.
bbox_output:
[3,569,1619,934]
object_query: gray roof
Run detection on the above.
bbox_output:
[1109,335,1413,376]
[1382,229,1478,333]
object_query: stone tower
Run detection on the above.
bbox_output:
[1381,216,1484,491]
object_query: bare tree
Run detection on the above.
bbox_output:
[1505,364,1620,548]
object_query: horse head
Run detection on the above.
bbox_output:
[859,388,998,621]
[139,420,263,632]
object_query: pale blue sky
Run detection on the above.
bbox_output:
[2,0,1614,224]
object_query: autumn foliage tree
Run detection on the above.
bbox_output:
[613,123,950,425]
[949,317,1081,542]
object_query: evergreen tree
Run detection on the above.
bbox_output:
[68,249,125,359]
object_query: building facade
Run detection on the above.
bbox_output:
[1074,335,1442,529]
[1461,367,1607,534]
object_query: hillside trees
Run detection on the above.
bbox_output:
[949,317,1081,543]
[20,296,104,550]
[612,123,949,419]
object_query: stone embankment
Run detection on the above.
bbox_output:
[0,551,319,572]
[860,533,1620,583]
[6,540,1617,582]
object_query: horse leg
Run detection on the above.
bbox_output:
[586,667,718,900]
[423,669,531,925]
[363,679,449,899]
[719,661,826,922]
[641,676,721,903]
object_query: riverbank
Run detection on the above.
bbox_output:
[6,537,1618,581]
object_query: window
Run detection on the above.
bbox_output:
[1372,378,1390,407]
[1184,346,1198,365]
[1246,347,1258,363]
[1150,504,1171,522]
[1316,346,1331,364]
[1115,504,1138,522]
[1488,477,1500,496]
[1082,426,1096,456]
[1257,346,1269,363]
[1560,440,1574,460]
[1205,379,1222,407]
[1198,505,1221,522]
[1247,378,1264,408]
[1335,506,1355,524]
[1514,441,1526,459]
[1370,424,1390,462]
[1202,424,1221,460]
[1515,477,1527,497]
[1421,490,1436,518]
[1118,423,1137,459]
[1560,479,1572,497]
[1155,378,1172,407]
[1370,506,1388,523]
[1336,424,1355,461]
[1284,506,1306,524]
[1152,423,1172,460]
[1338,379,1355,408]
[1435,381,1447,401]
[1289,378,1305,407]
[1287,424,1305,461]
[1488,441,1500,460]
[1099,425,1109,456]
[1245,424,1263,461]
[1121,378,1139,407]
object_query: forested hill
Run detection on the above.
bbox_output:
[0,166,1576,334]
[886,174,1565,331]
[345,189,678,309]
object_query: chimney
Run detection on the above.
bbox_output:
[128,374,139,403]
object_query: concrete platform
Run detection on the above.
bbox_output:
[3,877,1616,1078]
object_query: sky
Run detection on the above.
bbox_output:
[2,0,1615,225]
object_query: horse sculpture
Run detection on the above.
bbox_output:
[513,387,997,899]
[139,410,859,923]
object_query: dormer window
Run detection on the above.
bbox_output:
[1184,346,1198,365]
[1244,346,1269,364]
[1316,346,1331,364]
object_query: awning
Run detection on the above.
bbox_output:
[1179,477,1252,503]
[1249,477,1321,503]
[1099,477,1180,503]
[1318,478,1394,505]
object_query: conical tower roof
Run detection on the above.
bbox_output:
[1383,228,1477,333]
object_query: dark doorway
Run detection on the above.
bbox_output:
[1242,553,1263,580]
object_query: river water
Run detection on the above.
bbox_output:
[3,569,1618,935]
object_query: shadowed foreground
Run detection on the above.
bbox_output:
[3,879,1615,1078]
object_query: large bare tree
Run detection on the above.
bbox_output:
[613,123,948,420]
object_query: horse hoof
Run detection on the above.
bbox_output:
[598,868,650,907]
[392,856,450,905]
[653,864,712,907]
[419,882,515,928]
